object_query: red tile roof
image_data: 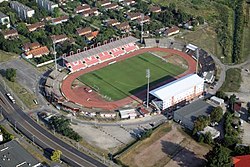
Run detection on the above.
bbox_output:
[27,22,45,31]
[233,155,250,167]
[76,27,92,36]
[23,42,41,51]
[2,29,18,36]
[52,15,69,24]
[26,46,49,57]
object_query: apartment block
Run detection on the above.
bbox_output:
[10,1,35,20]
[36,0,59,12]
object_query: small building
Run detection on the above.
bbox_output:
[107,19,120,27]
[210,96,224,106]
[165,26,180,36]
[137,15,150,24]
[105,3,119,10]
[22,42,41,52]
[0,140,41,167]
[24,46,50,59]
[198,126,220,139]
[2,29,19,39]
[76,27,92,36]
[99,112,116,118]
[27,22,45,32]
[127,12,142,21]
[203,71,215,83]
[119,109,137,119]
[173,99,213,130]
[233,101,242,112]
[0,12,10,28]
[184,21,193,30]
[150,6,161,13]
[75,4,91,14]
[138,107,150,117]
[51,34,68,43]
[82,8,99,17]
[99,0,111,7]
[10,1,35,20]
[115,22,130,32]
[123,0,136,6]
[233,155,250,167]
[51,15,69,25]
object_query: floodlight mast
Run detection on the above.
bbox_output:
[146,69,150,108]
[141,14,144,44]
[196,48,199,74]
[53,42,57,71]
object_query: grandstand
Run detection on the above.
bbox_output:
[64,36,139,72]
[144,38,157,48]
[158,38,173,48]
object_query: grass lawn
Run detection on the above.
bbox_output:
[78,53,185,101]
[243,4,250,60]
[220,68,242,92]
[0,50,17,63]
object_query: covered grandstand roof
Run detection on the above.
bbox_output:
[186,43,198,51]
[64,36,138,63]
[150,74,204,101]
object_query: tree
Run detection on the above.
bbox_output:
[197,16,204,24]
[51,150,62,162]
[193,115,210,135]
[229,94,237,111]
[206,144,232,167]
[204,132,213,144]
[53,7,61,17]
[210,106,223,123]
[5,68,16,82]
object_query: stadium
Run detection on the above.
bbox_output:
[44,35,215,113]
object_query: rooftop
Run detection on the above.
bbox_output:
[64,36,138,63]
[0,140,41,167]
[150,74,204,101]
[233,155,250,167]
[10,1,34,11]
[0,12,8,19]
[174,99,213,124]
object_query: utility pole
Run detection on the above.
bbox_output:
[146,69,150,108]
[196,48,199,74]
[53,42,57,71]
[141,14,144,44]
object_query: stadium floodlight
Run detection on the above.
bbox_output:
[146,69,150,108]
[196,48,199,74]
[53,42,57,71]
[141,14,144,44]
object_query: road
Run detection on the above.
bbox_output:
[0,85,107,167]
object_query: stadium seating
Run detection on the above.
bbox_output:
[123,43,138,53]
[66,61,86,72]
[110,47,125,57]
[83,56,99,67]
[97,51,114,61]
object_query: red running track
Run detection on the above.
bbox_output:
[61,48,196,111]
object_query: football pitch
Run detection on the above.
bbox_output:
[78,53,185,101]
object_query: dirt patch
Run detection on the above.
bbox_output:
[166,54,188,70]
[119,124,209,167]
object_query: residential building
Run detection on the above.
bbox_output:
[10,1,35,20]
[36,0,58,12]
[115,22,130,32]
[165,26,180,36]
[99,0,111,7]
[0,140,41,167]
[25,46,50,59]
[22,42,41,52]
[51,34,68,43]
[127,12,141,21]
[137,15,150,24]
[51,15,69,25]
[85,31,98,41]
[27,22,45,32]
[123,0,136,6]
[76,27,92,36]
[75,4,90,14]
[150,6,161,13]
[0,0,8,3]
[107,19,120,27]
[150,74,204,110]
[2,29,19,39]
[0,12,10,28]
[82,8,99,17]
[105,3,119,10]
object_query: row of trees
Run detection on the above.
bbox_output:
[232,0,245,63]
[215,4,233,62]
[49,116,82,142]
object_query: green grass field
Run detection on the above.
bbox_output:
[78,53,185,101]
[220,68,242,92]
